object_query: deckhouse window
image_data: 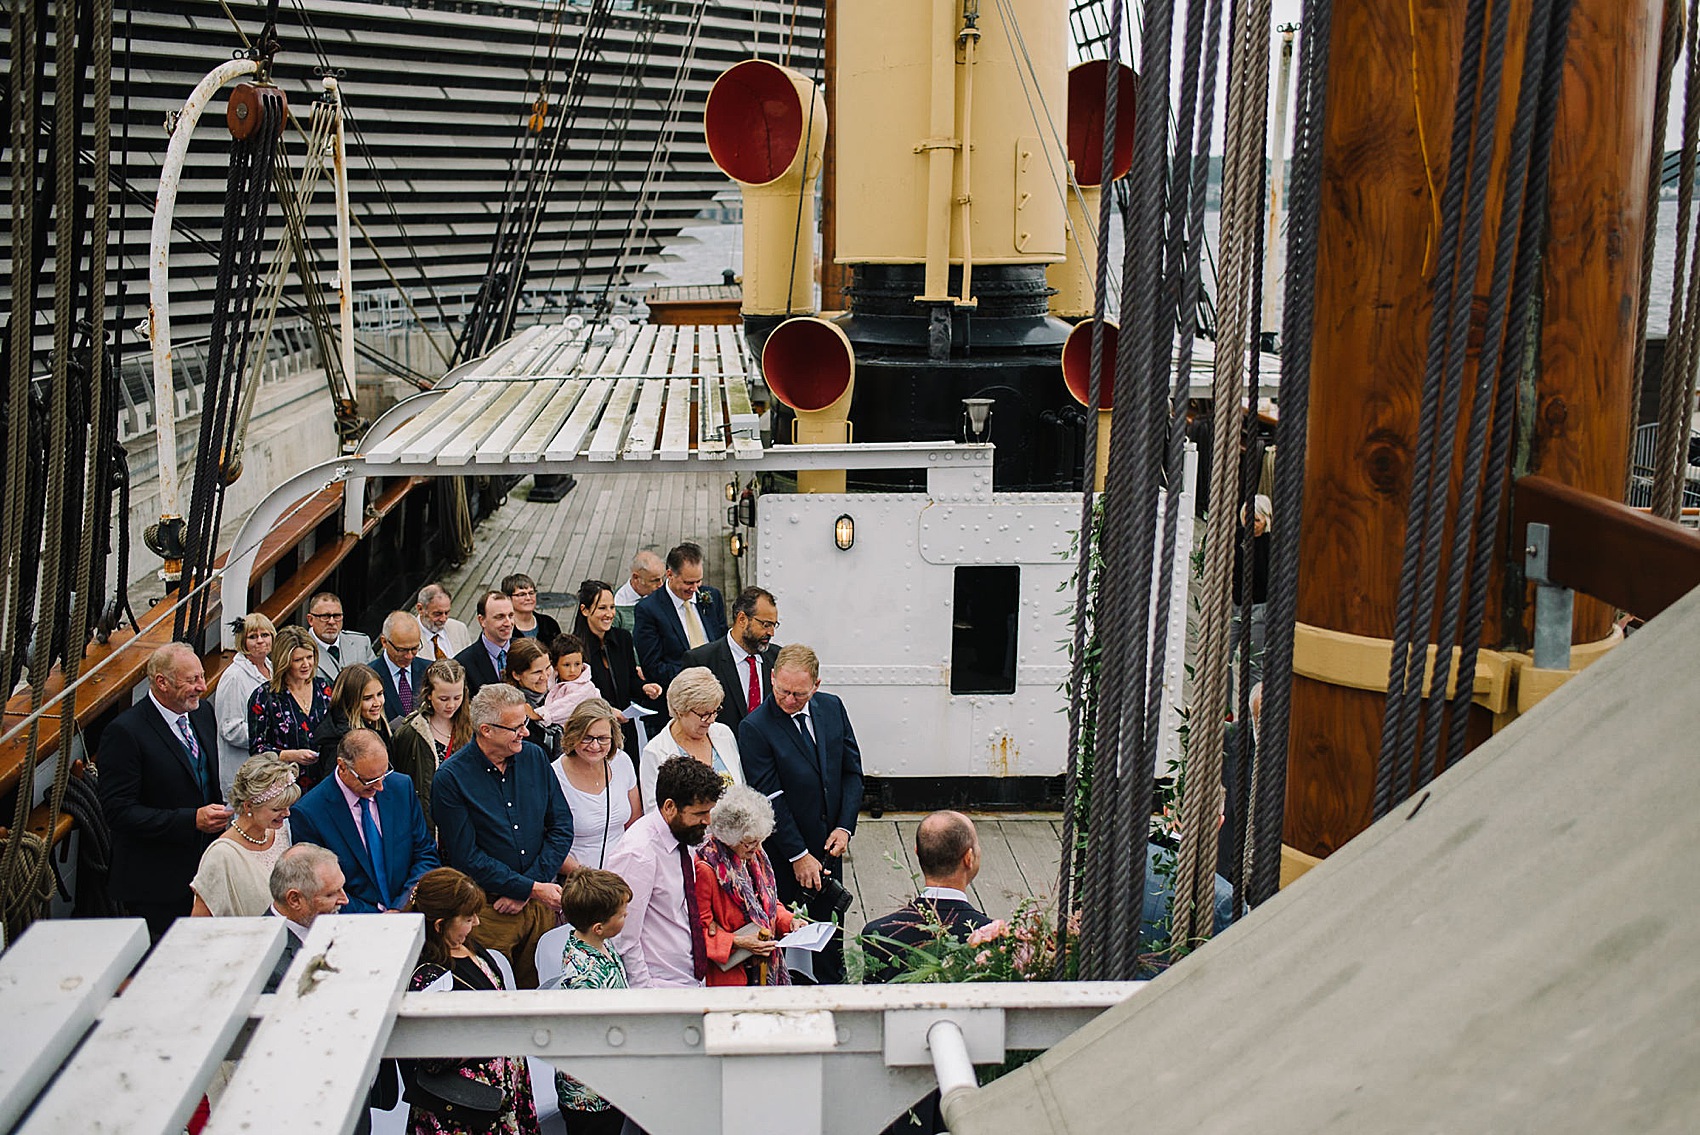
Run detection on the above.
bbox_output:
[950,566,1020,695]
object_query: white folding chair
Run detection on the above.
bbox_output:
[533,923,576,989]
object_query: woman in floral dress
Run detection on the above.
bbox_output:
[247,626,333,789]
[405,868,539,1135]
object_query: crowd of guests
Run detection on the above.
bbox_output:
[97,544,907,1133]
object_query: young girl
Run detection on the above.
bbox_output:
[543,633,603,725]
[554,869,632,1135]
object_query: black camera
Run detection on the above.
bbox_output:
[805,873,854,920]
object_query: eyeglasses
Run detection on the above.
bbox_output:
[690,707,720,722]
[387,643,421,656]
[750,616,781,632]
[580,734,614,749]
[309,610,344,621]
[340,762,391,787]
[484,721,530,738]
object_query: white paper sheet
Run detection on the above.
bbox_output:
[776,920,836,953]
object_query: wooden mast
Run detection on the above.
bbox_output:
[1283,0,1663,856]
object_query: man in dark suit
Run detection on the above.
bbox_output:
[453,589,516,696]
[97,642,233,942]
[738,643,863,984]
[373,611,430,720]
[633,542,728,699]
[682,586,779,731]
[287,730,439,913]
[860,812,993,984]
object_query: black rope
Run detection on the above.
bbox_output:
[1247,0,1331,907]
[1374,0,1496,818]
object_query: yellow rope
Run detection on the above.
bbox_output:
[1408,0,1442,276]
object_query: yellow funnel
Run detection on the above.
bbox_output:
[763,317,855,494]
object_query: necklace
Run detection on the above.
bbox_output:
[232,819,270,846]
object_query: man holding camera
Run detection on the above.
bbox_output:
[738,643,863,984]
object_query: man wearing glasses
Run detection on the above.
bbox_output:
[305,591,374,683]
[432,683,575,988]
[683,586,781,731]
[286,729,438,914]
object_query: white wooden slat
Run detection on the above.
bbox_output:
[204,915,422,1135]
[364,383,482,460]
[399,383,508,463]
[0,920,148,1133]
[612,325,657,376]
[464,322,547,377]
[646,325,677,376]
[437,380,543,465]
[717,325,747,376]
[697,371,727,459]
[18,918,285,1135]
[545,377,615,460]
[697,325,722,377]
[478,379,567,464]
[659,377,694,460]
[510,379,588,462]
[497,323,571,377]
[533,325,590,374]
[672,325,696,376]
[588,377,642,461]
[622,379,668,460]
[724,376,764,458]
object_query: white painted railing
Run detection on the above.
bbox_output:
[0,916,1141,1135]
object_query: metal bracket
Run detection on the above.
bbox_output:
[1525,522,1574,671]
[883,1008,1005,1066]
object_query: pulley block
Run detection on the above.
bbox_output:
[227,83,288,141]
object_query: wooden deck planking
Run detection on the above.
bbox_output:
[972,821,1042,919]
[1000,816,1066,904]
[658,379,694,460]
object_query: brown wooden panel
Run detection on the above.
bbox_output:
[1516,475,1700,618]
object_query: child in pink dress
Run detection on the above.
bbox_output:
[543,633,603,726]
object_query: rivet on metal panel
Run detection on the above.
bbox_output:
[607,1027,626,1047]
[533,1029,552,1047]
[683,1025,702,1047]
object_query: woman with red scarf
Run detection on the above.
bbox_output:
[693,784,801,986]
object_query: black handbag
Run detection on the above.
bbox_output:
[402,1066,504,1133]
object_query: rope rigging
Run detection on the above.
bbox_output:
[1374,0,1578,816]
[0,0,119,939]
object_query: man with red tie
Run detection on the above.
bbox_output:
[683,586,779,731]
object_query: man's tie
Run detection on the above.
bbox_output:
[682,601,707,649]
[359,795,390,908]
[432,635,447,661]
[397,667,414,715]
[177,714,210,798]
[328,641,341,663]
[745,655,761,714]
[496,647,508,676]
[678,843,709,980]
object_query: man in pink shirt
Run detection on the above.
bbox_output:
[606,755,725,988]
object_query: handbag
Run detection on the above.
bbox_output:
[402,1066,504,1133]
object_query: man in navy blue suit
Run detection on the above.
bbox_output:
[98,643,233,942]
[738,643,863,983]
[372,611,430,720]
[633,542,727,705]
[286,730,438,913]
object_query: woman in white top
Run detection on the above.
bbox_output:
[190,755,299,917]
[213,614,275,799]
[639,666,744,813]
[552,698,641,872]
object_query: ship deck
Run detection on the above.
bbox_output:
[436,470,1066,934]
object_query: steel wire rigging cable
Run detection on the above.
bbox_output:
[1245,0,1331,907]
[1373,0,1578,815]
[172,80,287,644]
[1652,0,1700,519]
[0,0,117,937]
[1055,0,1128,969]
[1173,0,1272,948]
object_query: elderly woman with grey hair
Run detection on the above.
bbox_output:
[693,784,801,987]
[638,665,744,813]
